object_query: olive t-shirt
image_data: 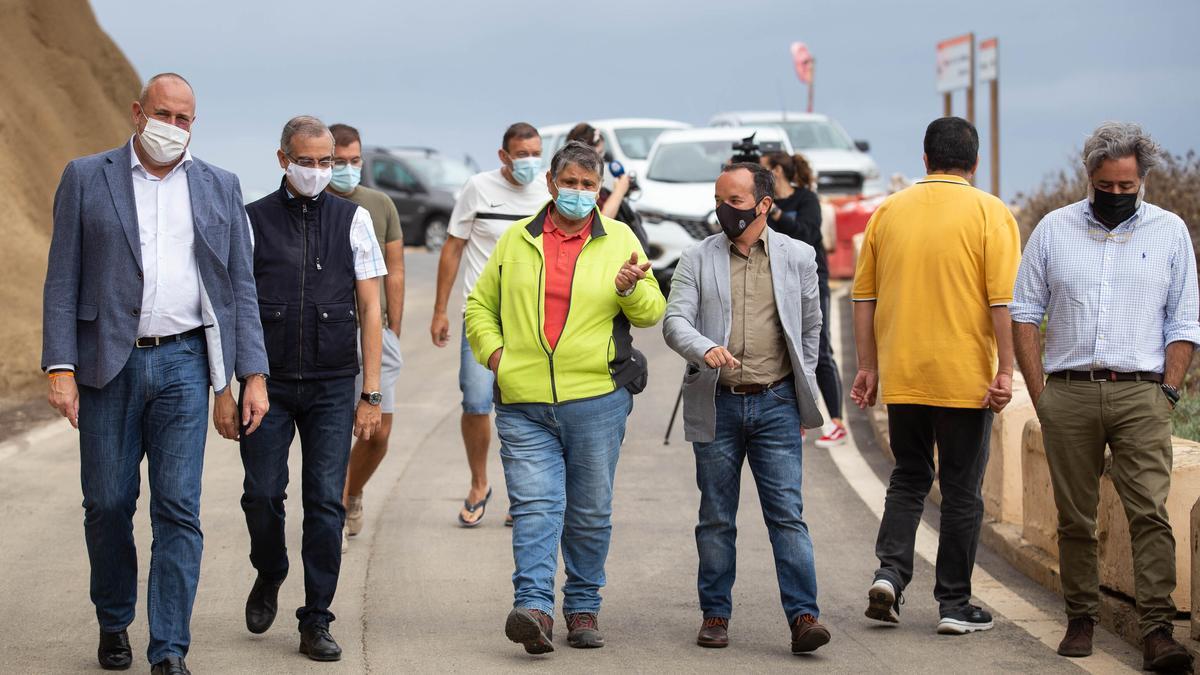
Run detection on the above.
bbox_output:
[340,185,402,322]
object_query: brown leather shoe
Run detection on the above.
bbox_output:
[1142,627,1192,672]
[790,614,831,654]
[564,612,604,648]
[696,617,729,648]
[1056,617,1094,657]
[505,608,554,655]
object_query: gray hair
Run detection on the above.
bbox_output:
[280,115,332,156]
[1082,121,1162,178]
[139,72,194,105]
[550,140,603,180]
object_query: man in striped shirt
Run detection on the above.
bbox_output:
[430,123,551,527]
[1012,122,1200,671]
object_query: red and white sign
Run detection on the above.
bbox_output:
[791,42,813,85]
[936,33,973,93]
[978,37,998,82]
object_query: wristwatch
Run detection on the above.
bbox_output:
[1161,383,1181,407]
[362,391,383,406]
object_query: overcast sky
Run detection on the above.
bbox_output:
[92,0,1199,201]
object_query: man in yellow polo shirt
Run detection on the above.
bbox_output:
[850,117,1020,636]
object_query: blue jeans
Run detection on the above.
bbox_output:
[239,376,357,628]
[496,387,633,616]
[77,335,210,664]
[692,380,820,623]
[459,323,495,414]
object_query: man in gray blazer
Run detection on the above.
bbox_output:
[41,72,269,675]
[663,162,828,655]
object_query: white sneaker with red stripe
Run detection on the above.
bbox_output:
[815,421,847,448]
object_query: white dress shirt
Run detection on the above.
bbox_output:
[130,137,205,338]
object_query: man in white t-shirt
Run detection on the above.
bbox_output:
[430,122,551,527]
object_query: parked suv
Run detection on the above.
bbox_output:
[360,147,476,250]
[539,118,690,179]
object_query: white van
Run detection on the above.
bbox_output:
[538,118,691,178]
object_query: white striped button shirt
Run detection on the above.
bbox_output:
[1011,199,1200,374]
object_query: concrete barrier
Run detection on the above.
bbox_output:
[1020,417,1060,561]
[983,381,1033,525]
[1193,497,1199,640]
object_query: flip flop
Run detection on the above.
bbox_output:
[458,487,493,528]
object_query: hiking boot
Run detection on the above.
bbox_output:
[696,617,729,648]
[345,494,364,536]
[865,578,901,624]
[937,604,994,635]
[564,612,604,648]
[1056,617,1094,657]
[790,614,831,654]
[505,607,554,654]
[1142,626,1192,672]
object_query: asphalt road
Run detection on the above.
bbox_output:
[0,251,1147,673]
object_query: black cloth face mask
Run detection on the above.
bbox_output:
[716,199,763,240]
[1089,184,1141,227]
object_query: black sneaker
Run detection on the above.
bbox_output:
[865,578,902,624]
[937,604,994,635]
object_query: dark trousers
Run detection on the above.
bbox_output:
[239,376,357,628]
[815,278,842,419]
[874,404,993,613]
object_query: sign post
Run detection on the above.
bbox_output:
[979,37,1000,196]
[791,42,815,113]
[936,32,973,118]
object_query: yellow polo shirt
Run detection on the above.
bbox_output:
[851,175,1020,408]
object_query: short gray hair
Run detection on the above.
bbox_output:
[550,140,603,180]
[139,72,193,105]
[280,115,332,156]
[1082,121,1162,178]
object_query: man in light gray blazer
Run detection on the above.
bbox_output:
[663,162,828,656]
[41,72,269,675]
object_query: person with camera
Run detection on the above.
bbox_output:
[565,123,648,249]
[761,152,845,448]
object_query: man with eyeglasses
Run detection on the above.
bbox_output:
[1012,122,1200,671]
[324,123,405,551]
[42,72,269,675]
[239,115,385,662]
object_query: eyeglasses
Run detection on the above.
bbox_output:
[287,154,334,169]
[1087,224,1133,244]
[332,158,363,169]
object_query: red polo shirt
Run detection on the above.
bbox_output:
[542,208,593,350]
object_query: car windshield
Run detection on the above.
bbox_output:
[776,120,854,151]
[402,154,475,191]
[613,127,675,160]
[646,140,742,183]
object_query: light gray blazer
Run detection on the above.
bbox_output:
[41,143,268,393]
[663,228,824,443]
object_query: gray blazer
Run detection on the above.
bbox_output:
[41,143,268,394]
[663,229,824,442]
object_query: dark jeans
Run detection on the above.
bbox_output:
[693,381,819,623]
[874,404,993,613]
[77,335,210,665]
[239,376,357,628]
[815,277,842,419]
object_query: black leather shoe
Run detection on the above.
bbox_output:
[245,574,285,634]
[97,629,132,670]
[299,624,342,662]
[150,655,190,675]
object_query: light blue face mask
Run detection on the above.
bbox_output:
[330,164,361,193]
[555,185,598,220]
[510,156,542,185]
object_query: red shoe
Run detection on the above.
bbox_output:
[815,421,847,449]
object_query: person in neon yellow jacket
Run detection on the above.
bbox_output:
[466,141,664,655]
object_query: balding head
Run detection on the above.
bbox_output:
[131,72,196,136]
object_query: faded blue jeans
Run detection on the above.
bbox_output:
[693,380,820,623]
[77,334,210,665]
[496,387,633,617]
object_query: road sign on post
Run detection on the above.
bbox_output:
[936,33,975,122]
[979,37,1000,196]
[791,42,814,113]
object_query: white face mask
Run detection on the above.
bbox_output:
[286,161,332,197]
[138,113,190,164]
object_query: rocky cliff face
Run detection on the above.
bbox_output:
[0,0,139,403]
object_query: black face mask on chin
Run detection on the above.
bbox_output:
[1090,184,1140,227]
[716,199,763,240]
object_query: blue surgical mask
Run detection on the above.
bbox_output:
[555,185,598,220]
[330,164,361,193]
[511,157,541,185]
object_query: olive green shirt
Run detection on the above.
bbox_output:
[718,231,793,387]
[339,185,402,323]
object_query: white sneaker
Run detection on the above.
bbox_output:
[865,579,901,624]
[346,494,364,537]
[341,527,349,554]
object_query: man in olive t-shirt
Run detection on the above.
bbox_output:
[328,123,405,546]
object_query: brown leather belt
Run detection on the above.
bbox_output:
[722,376,791,395]
[135,326,205,349]
[1048,369,1162,383]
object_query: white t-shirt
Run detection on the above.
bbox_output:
[448,168,550,300]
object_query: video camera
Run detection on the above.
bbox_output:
[729,133,784,164]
